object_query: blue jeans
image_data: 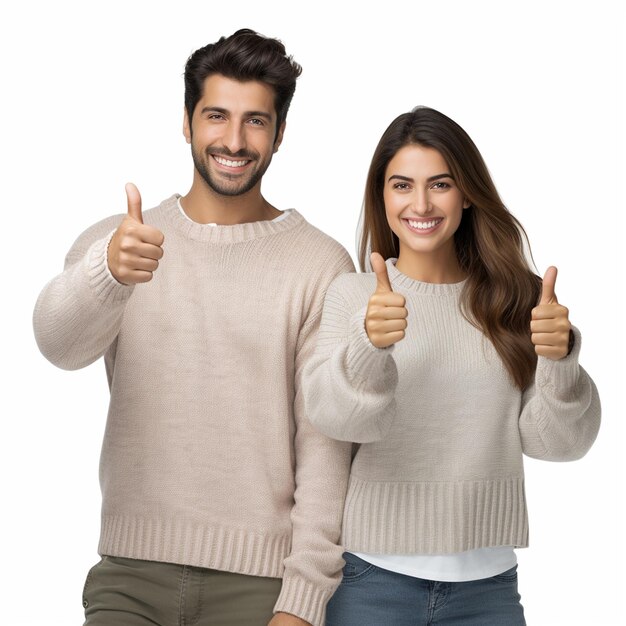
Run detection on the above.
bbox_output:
[326,552,526,626]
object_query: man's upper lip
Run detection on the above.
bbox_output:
[211,153,252,162]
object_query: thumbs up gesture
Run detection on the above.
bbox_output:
[107,183,165,285]
[365,253,408,348]
[530,266,572,360]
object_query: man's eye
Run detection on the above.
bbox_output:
[248,118,264,126]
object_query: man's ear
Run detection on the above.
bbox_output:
[183,108,192,144]
[273,121,286,153]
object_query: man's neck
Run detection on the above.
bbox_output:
[180,179,282,226]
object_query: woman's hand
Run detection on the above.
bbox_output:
[365,253,408,348]
[531,266,572,360]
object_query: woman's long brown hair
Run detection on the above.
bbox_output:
[358,107,541,390]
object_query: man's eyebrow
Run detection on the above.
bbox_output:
[200,106,273,121]
[244,110,273,121]
[387,173,454,183]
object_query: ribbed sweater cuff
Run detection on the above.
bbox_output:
[535,326,582,393]
[273,575,333,626]
[85,231,135,303]
[344,307,396,386]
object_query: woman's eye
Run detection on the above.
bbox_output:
[432,181,450,190]
[393,183,410,190]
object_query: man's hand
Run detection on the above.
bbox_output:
[107,183,165,285]
[268,612,311,626]
[530,266,572,360]
[365,252,408,348]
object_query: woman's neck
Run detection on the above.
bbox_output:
[395,246,466,284]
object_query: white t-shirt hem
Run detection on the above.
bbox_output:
[350,546,518,582]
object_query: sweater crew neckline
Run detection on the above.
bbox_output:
[386,258,467,295]
[163,194,303,243]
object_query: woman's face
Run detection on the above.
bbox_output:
[383,144,469,263]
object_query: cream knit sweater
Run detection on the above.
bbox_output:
[303,259,601,555]
[33,194,355,626]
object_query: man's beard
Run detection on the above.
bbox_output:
[191,145,271,197]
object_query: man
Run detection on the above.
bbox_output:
[33,29,354,626]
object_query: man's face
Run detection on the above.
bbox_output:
[183,74,284,197]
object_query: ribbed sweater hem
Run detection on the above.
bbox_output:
[274,575,333,626]
[341,475,529,554]
[99,515,291,578]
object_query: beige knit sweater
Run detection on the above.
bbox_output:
[33,194,355,626]
[303,259,601,555]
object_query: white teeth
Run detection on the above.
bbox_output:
[214,156,248,167]
[407,219,440,230]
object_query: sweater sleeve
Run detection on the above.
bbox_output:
[33,219,134,370]
[272,254,354,626]
[302,277,399,444]
[519,326,601,461]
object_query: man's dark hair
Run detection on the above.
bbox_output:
[184,29,302,139]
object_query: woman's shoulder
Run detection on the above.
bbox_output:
[326,271,377,305]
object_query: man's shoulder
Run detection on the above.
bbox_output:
[66,213,125,259]
[67,196,173,259]
[79,213,125,239]
[289,211,353,263]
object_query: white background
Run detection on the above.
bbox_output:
[1,1,624,625]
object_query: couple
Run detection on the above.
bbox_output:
[33,29,600,626]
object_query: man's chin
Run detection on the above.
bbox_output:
[197,170,256,197]
[193,155,268,197]
[210,185,252,197]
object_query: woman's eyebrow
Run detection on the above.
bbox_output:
[387,173,453,183]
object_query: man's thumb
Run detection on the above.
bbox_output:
[125,182,143,224]
[371,252,392,293]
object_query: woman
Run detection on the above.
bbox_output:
[303,107,600,625]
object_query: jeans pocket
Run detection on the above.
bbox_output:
[340,552,376,583]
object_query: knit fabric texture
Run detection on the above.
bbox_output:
[33,194,356,626]
[303,258,601,555]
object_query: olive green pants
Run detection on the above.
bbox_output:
[82,556,283,626]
